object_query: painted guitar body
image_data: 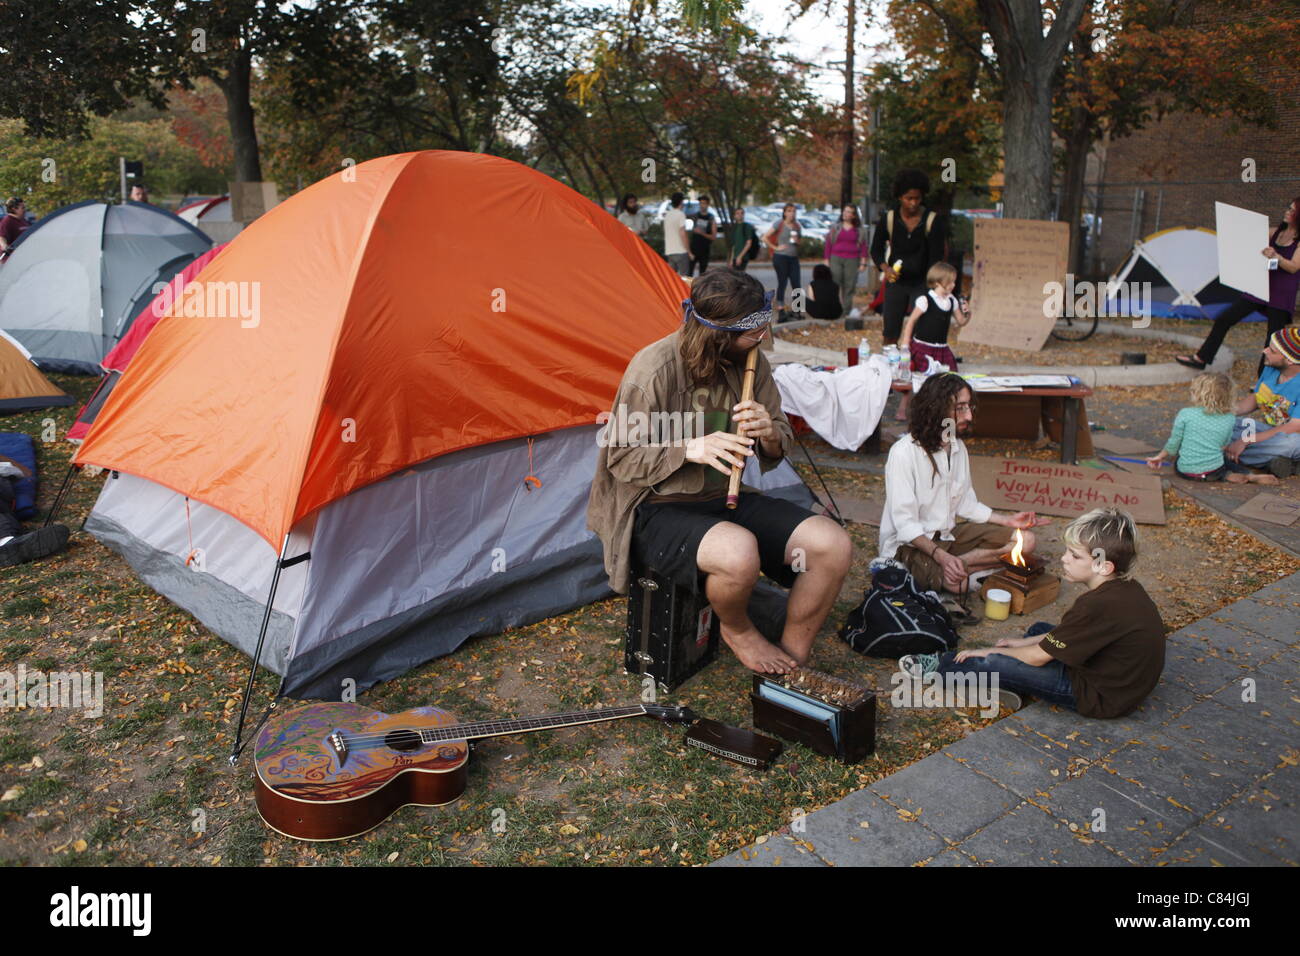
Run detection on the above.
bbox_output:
[254,702,469,842]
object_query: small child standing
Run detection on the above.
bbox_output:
[1146,373,1278,484]
[896,261,969,421]
[900,507,1166,718]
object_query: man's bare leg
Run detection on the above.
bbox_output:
[781,516,853,665]
[697,522,798,674]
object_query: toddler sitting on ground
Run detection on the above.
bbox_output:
[1146,373,1278,484]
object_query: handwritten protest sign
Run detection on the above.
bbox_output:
[970,457,1166,525]
[961,219,1069,352]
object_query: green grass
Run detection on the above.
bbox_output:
[0,733,38,764]
[2,596,45,618]
[105,698,170,741]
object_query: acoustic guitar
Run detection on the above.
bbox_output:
[254,700,697,841]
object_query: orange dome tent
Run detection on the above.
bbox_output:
[75,151,692,707]
[77,152,685,546]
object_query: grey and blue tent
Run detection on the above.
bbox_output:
[0,200,212,374]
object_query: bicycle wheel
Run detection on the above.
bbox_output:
[1050,313,1099,342]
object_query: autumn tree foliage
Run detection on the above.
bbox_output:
[868,0,1286,242]
[865,0,1003,211]
[170,81,235,175]
[1054,0,1282,268]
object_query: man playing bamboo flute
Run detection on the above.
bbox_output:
[588,269,851,674]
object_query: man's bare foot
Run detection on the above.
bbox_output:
[1226,472,1249,483]
[720,621,797,674]
[777,641,810,668]
[1249,473,1281,484]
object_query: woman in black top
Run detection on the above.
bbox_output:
[805,264,843,320]
[870,168,948,345]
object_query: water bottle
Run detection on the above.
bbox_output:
[884,345,899,380]
[898,344,911,380]
[858,337,871,359]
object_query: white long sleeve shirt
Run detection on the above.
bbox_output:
[879,434,993,559]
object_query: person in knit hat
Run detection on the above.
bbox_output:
[1225,326,1300,478]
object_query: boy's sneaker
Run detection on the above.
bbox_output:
[997,689,1023,712]
[898,653,940,679]
[0,524,70,568]
[1268,456,1296,479]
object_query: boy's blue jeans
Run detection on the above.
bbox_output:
[936,621,1077,709]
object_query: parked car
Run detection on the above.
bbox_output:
[797,216,827,242]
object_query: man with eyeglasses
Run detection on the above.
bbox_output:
[880,372,1047,595]
[588,268,851,674]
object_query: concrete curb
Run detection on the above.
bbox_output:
[770,319,1233,387]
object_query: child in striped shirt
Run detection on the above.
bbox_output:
[1147,373,1278,484]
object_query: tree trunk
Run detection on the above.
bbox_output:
[840,0,856,208]
[220,49,262,182]
[1059,105,1093,276]
[977,0,1089,220]
[1000,67,1054,220]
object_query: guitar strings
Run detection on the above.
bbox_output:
[318,708,648,751]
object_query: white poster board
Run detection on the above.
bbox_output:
[962,218,1069,352]
[1215,202,1270,300]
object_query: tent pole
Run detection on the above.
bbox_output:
[229,533,290,766]
[42,463,80,528]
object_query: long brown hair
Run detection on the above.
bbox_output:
[680,269,766,385]
[910,373,976,455]
[1277,196,1300,241]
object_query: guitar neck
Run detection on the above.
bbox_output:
[416,706,648,744]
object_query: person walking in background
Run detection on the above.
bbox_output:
[0,197,30,256]
[824,204,870,315]
[1176,197,1300,377]
[662,192,691,277]
[129,184,151,204]
[729,207,758,270]
[804,264,843,320]
[871,169,948,346]
[689,195,719,276]
[765,204,803,322]
[617,193,651,238]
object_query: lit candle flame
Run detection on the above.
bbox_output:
[1009,528,1026,567]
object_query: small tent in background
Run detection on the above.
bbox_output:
[0,330,73,413]
[75,150,813,701]
[0,201,212,374]
[177,195,232,226]
[66,243,229,443]
[1106,226,1243,320]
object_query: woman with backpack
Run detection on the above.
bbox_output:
[870,169,949,346]
[823,204,870,315]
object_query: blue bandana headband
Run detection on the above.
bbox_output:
[682,289,775,332]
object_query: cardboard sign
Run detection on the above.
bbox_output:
[1215,202,1270,301]
[822,493,883,526]
[1090,432,1161,456]
[961,218,1069,352]
[1232,494,1300,527]
[970,456,1166,524]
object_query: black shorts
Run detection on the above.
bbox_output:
[631,493,815,592]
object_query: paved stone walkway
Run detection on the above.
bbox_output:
[713,571,1300,867]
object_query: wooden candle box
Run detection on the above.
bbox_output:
[979,571,1061,615]
[751,669,876,764]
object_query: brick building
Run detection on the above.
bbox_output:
[1086,9,1299,280]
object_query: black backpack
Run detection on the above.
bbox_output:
[838,562,960,659]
